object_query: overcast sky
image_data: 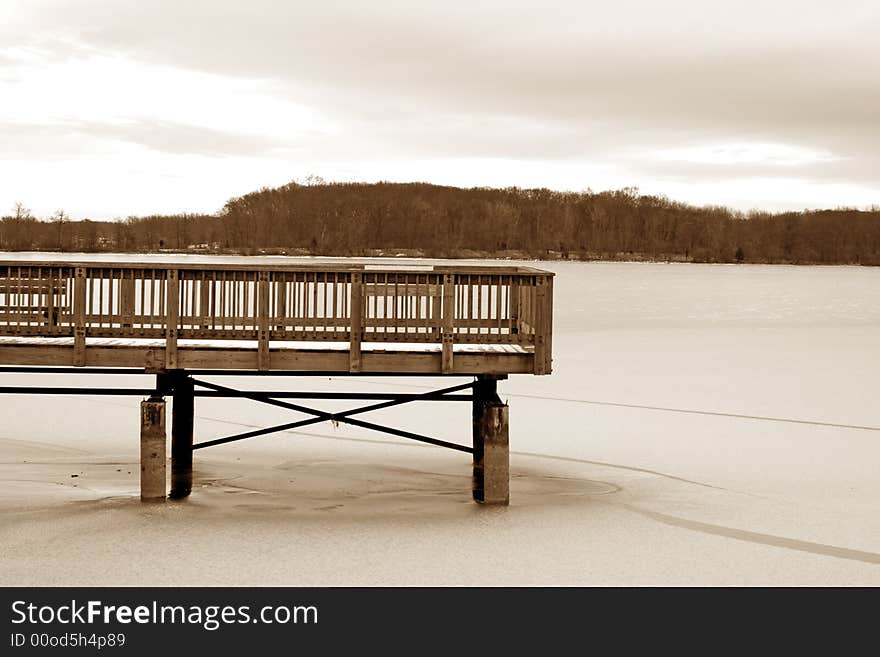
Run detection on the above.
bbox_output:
[1,0,878,219]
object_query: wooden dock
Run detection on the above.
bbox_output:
[0,260,554,504]
[0,261,553,374]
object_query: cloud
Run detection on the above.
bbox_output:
[74,119,294,157]
[0,46,336,159]
[0,0,877,215]
[0,118,301,159]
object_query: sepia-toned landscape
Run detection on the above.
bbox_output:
[1,1,878,589]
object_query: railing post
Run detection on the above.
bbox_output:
[441,273,455,373]
[165,270,178,370]
[349,272,362,373]
[543,275,553,374]
[509,276,520,335]
[47,268,60,329]
[199,277,211,330]
[140,393,166,502]
[258,271,270,371]
[73,267,86,366]
[431,276,442,339]
[121,272,135,331]
[534,276,549,375]
[274,277,287,331]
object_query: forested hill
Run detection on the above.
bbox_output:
[3,182,879,264]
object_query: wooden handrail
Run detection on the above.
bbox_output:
[0,260,553,275]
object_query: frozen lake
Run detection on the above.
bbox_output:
[1,255,879,585]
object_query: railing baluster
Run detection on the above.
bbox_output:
[13,266,20,332]
[321,272,327,333]
[311,272,318,333]
[219,274,226,332]
[48,267,57,331]
[234,272,240,331]
[292,274,299,330]
[139,271,146,333]
[149,270,155,329]
[477,276,483,336]
[495,275,502,337]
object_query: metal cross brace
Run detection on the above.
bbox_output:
[190,378,475,454]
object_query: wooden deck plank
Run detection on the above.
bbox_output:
[0,343,534,374]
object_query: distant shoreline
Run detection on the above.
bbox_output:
[1,247,875,267]
[4,182,879,265]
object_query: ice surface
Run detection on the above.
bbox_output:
[1,257,878,585]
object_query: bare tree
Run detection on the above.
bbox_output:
[52,209,68,252]
[8,202,34,250]
[13,201,31,221]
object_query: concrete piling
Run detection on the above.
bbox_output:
[473,375,510,505]
[140,395,166,502]
[170,374,194,499]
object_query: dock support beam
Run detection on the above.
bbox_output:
[140,395,166,502]
[170,373,194,499]
[472,374,509,505]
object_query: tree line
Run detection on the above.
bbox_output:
[2,182,879,264]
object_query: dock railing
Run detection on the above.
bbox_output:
[0,262,554,374]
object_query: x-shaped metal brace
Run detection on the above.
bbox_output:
[190,378,475,453]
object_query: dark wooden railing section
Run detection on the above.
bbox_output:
[0,262,554,374]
